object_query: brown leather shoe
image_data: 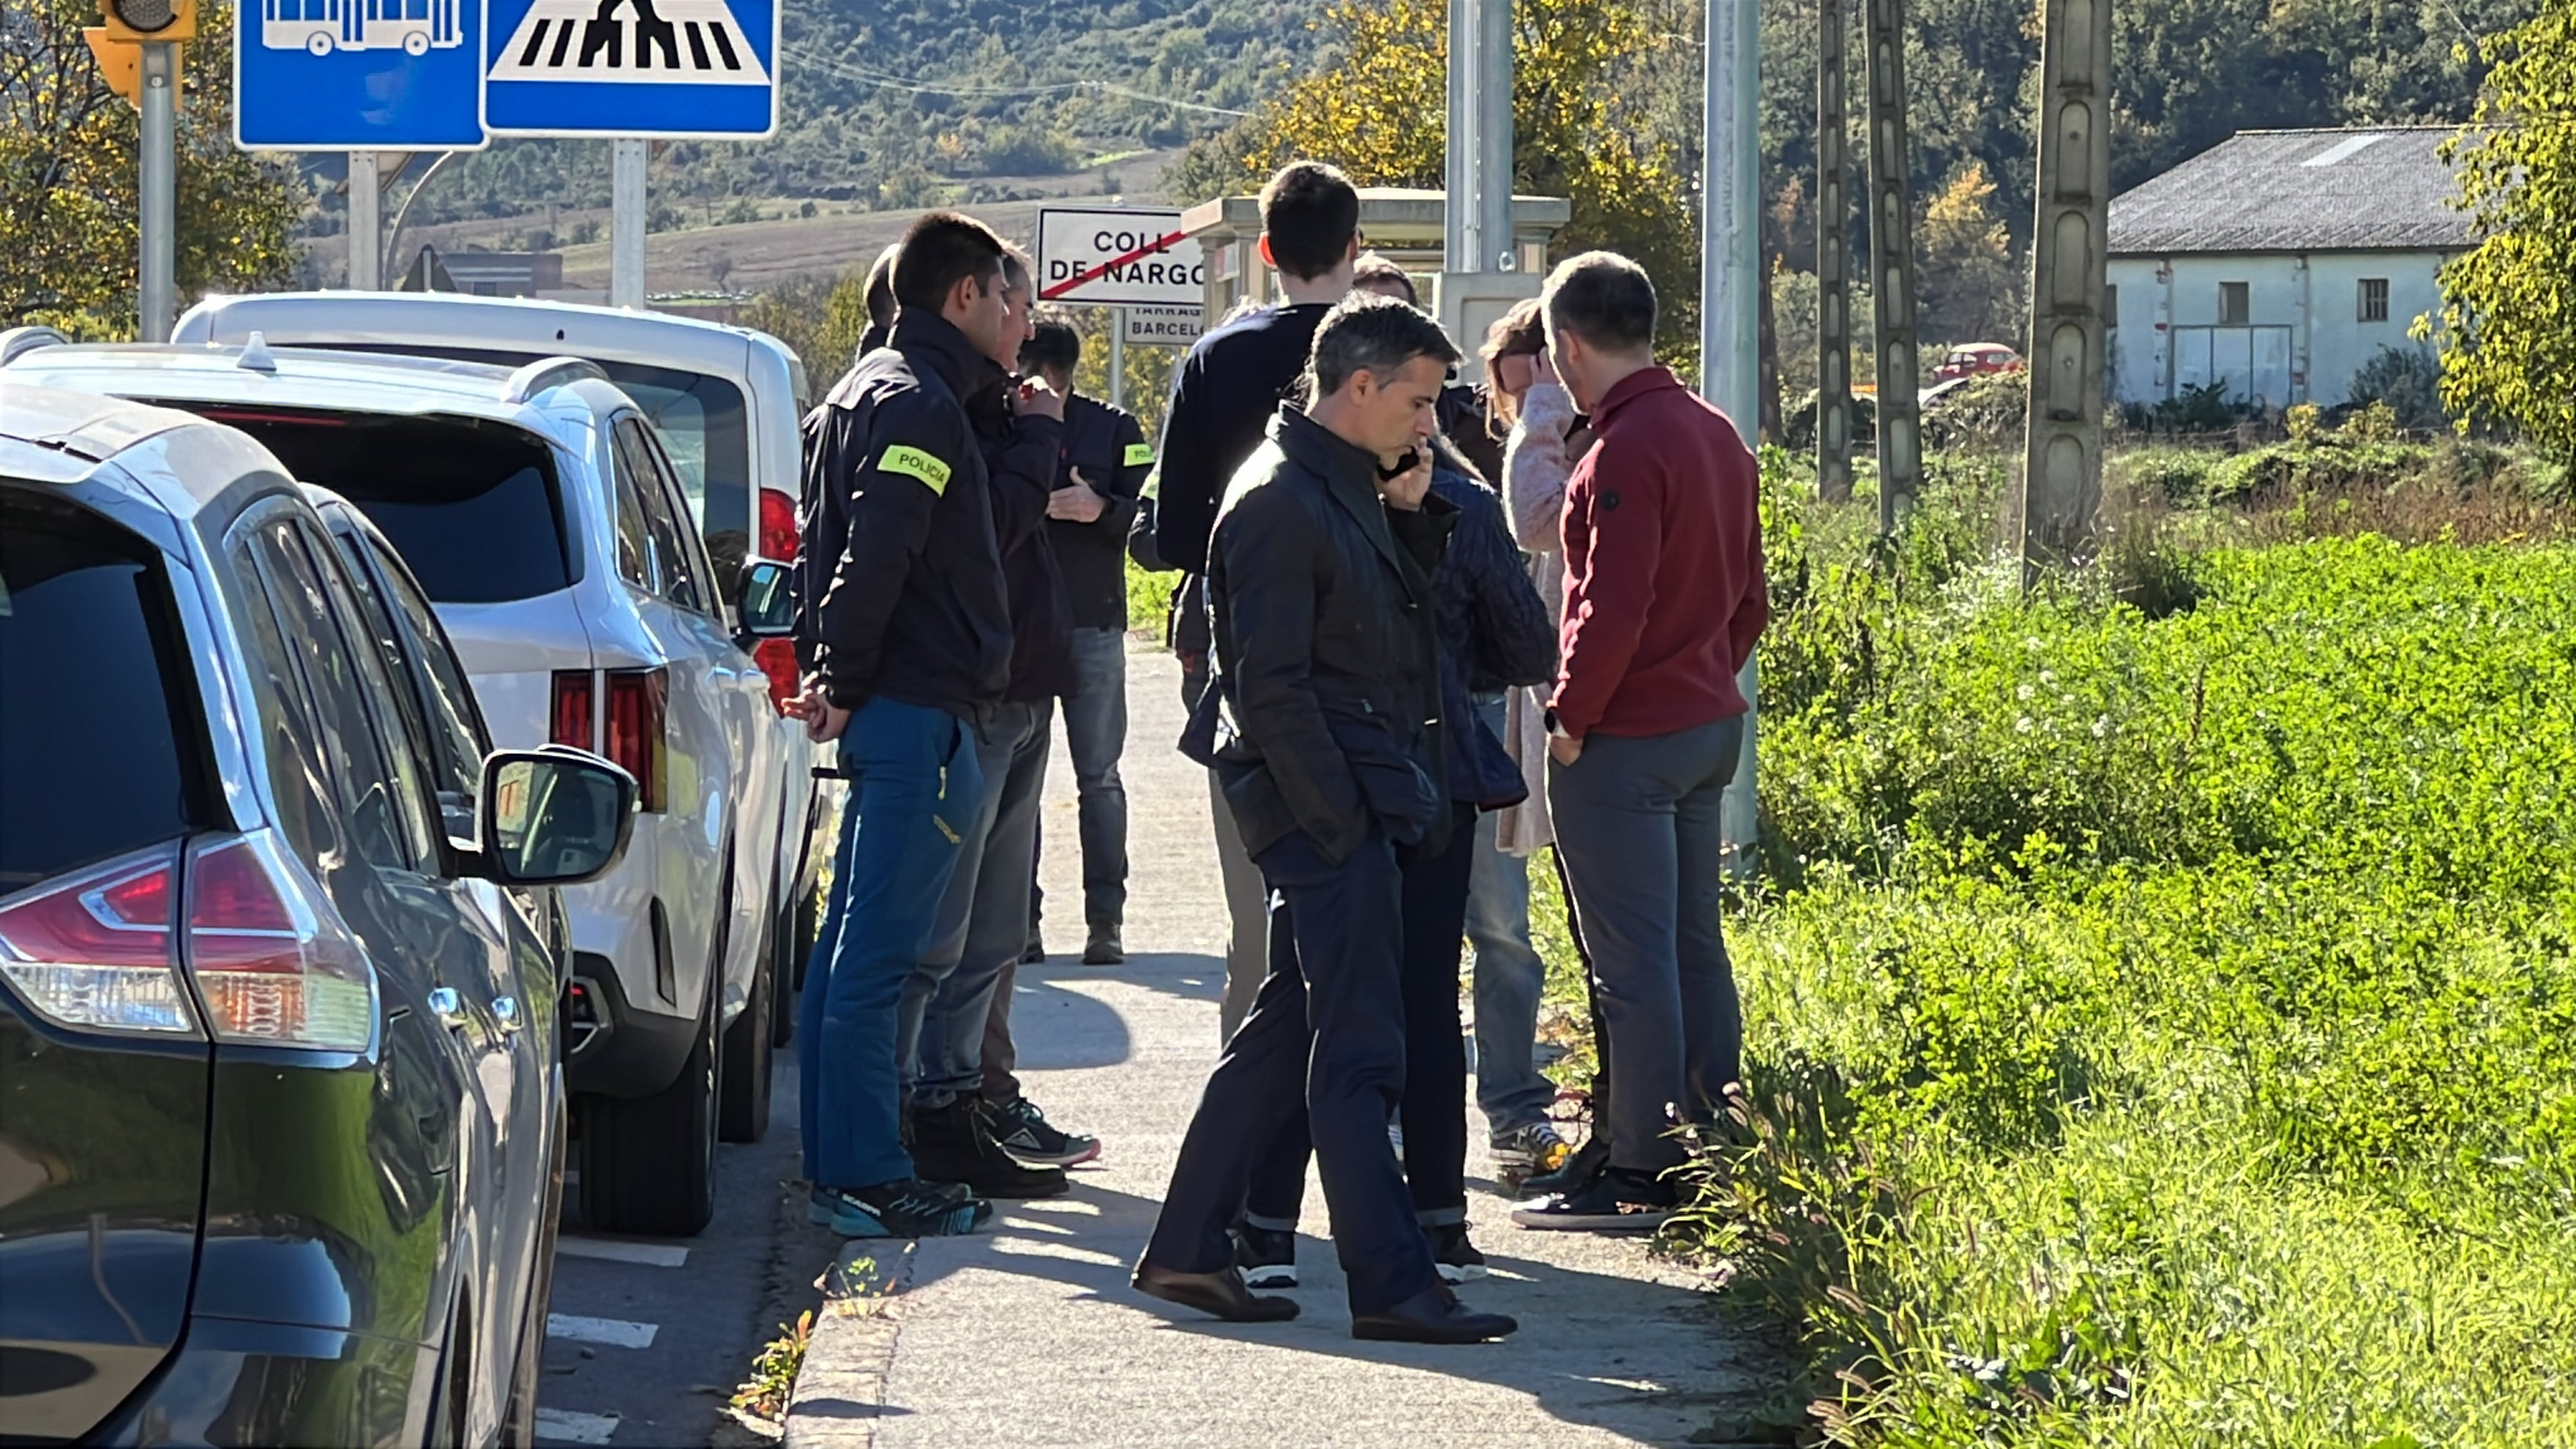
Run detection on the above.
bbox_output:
[1131,1260,1300,1322]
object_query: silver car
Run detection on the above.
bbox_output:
[5,333,801,1235]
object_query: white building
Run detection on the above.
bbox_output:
[2105,127,2467,413]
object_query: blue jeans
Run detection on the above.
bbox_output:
[1466,694,1554,1137]
[798,697,986,1192]
[898,702,1041,1108]
[1047,626,1129,928]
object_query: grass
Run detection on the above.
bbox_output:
[731,1311,812,1425]
[1127,553,1177,642]
[1528,447,2576,1445]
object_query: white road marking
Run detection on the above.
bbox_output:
[547,1313,659,1349]
[533,1408,620,1444]
[555,1235,690,1268]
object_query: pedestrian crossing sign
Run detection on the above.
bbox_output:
[482,0,777,138]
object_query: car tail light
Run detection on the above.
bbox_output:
[752,638,800,714]
[0,844,198,1036]
[604,668,667,811]
[758,487,799,563]
[184,833,375,1052]
[551,668,595,750]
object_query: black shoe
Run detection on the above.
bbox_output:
[816,1180,991,1239]
[1132,1260,1300,1323]
[1510,1166,1677,1231]
[1352,1284,1517,1343]
[909,1098,1069,1199]
[1232,1222,1297,1289]
[1081,925,1124,965]
[1520,1134,1609,1197]
[1021,935,1046,965]
[1427,1222,1486,1283]
[978,1095,1102,1167]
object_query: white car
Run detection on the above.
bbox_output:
[4,333,799,1235]
[171,291,827,1041]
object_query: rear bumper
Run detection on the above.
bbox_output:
[80,1316,436,1448]
[564,954,698,1100]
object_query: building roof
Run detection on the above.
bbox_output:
[2107,127,2472,256]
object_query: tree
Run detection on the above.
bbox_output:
[739,269,875,383]
[1169,0,1703,350]
[2432,3,2576,463]
[1915,161,2020,348]
[0,0,302,337]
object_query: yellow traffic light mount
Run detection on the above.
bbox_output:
[97,0,195,44]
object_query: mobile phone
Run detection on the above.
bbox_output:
[1376,447,1421,482]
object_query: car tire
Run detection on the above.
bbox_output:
[770,885,814,1049]
[499,1081,566,1449]
[718,914,774,1144]
[577,982,717,1236]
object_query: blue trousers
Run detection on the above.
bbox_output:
[1467,697,1555,1137]
[798,697,985,1192]
[1145,824,1437,1316]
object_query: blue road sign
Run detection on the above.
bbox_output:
[482,0,779,138]
[235,0,487,149]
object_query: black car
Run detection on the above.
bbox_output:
[0,386,637,1447]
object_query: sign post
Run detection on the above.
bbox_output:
[138,42,176,339]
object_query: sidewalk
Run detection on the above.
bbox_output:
[782,645,1763,1449]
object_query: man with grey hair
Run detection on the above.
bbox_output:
[1512,250,1768,1232]
[1133,295,1518,1344]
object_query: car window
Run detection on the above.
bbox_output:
[0,490,209,891]
[626,419,722,617]
[616,418,706,613]
[246,517,430,874]
[224,535,348,874]
[326,525,484,842]
[606,425,658,595]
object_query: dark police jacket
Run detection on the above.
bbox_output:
[793,312,1010,716]
[1046,393,1151,632]
[965,372,1071,703]
[1184,406,1456,866]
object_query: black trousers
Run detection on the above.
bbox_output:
[1142,823,1438,1315]
[1245,802,1480,1232]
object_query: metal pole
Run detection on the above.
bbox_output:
[2019,0,2113,580]
[1816,0,1854,502]
[1863,0,1924,532]
[382,150,460,288]
[1445,0,1482,274]
[611,139,648,310]
[1107,318,1126,412]
[1478,0,1514,274]
[1702,0,1761,875]
[137,42,176,342]
[348,152,382,291]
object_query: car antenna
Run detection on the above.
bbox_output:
[236,331,277,373]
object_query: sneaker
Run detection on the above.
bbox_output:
[980,1096,1103,1168]
[809,1180,976,1225]
[817,1180,991,1238]
[1509,1167,1678,1232]
[1232,1222,1298,1289]
[1491,1121,1573,1185]
[1428,1222,1487,1283]
[910,1098,1070,1198]
[1520,1134,1608,1199]
[1081,926,1125,965]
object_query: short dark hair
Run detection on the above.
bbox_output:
[1542,251,1657,353]
[1259,161,1361,281]
[1025,312,1082,378]
[1352,252,1417,304]
[891,211,1008,312]
[1000,243,1033,293]
[1310,294,1460,397]
[862,242,901,327]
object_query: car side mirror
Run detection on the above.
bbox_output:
[469,747,639,887]
[736,559,794,638]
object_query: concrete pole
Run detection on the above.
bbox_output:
[347,151,383,292]
[1862,0,1924,532]
[2019,0,2113,580]
[137,42,176,342]
[1816,0,1854,502]
[1703,0,1761,875]
[611,139,648,310]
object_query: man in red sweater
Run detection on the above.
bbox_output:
[1512,251,1768,1232]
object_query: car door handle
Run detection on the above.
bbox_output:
[427,986,468,1031]
[490,996,524,1035]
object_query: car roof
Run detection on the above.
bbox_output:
[178,290,790,375]
[1,342,626,432]
[0,383,201,482]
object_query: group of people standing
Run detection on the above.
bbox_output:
[788,158,1767,1347]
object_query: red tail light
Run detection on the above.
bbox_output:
[184,834,373,1050]
[0,844,194,1035]
[551,668,595,749]
[752,638,800,714]
[758,487,799,563]
[604,668,667,811]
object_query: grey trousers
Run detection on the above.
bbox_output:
[1183,661,1271,1041]
[1545,714,1746,1175]
[900,702,1046,1108]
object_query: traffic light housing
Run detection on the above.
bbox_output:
[96,0,195,43]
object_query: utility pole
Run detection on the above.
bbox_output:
[2020,0,2113,579]
[612,139,648,309]
[1816,0,1854,502]
[1862,0,1922,531]
[1107,321,1126,412]
[1704,0,1761,874]
[1445,0,1516,278]
[347,152,382,291]
[137,40,176,340]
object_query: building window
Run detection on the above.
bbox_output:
[2104,284,2119,328]
[2219,282,2250,326]
[2359,278,2389,323]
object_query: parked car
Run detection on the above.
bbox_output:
[1932,342,2024,383]
[5,332,802,1235]
[170,293,825,1046]
[0,384,634,1447]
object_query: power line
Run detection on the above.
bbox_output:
[782,43,1251,117]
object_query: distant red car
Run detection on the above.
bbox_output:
[1933,343,2024,383]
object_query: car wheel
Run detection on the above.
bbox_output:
[717,913,774,1144]
[769,885,813,1049]
[499,1082,566,1448]
[576,982,716,1236]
